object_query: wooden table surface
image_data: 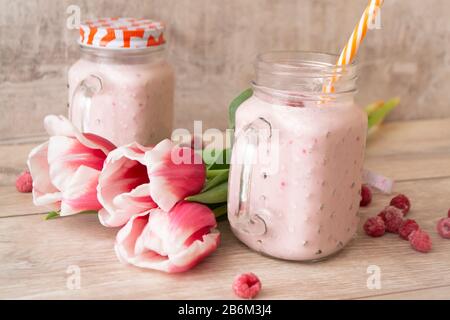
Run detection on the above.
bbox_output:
[1,118,450,300]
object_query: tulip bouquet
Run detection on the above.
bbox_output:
[28,115,220,273]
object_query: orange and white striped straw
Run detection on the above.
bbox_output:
[324,0,384,93]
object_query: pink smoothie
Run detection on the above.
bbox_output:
[68,51,174,147]
[228,96,367,261]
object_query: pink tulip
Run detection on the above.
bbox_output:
[97,143,157,227]
[115,201,220,273]
[98,139,206,227]
[27,115,115,215]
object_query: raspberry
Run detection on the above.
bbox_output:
[409,229,432,253]
[15,170,33,193]
[390,194,411,215]
[359,185,372,207]
[363,216,385,237]
[437,218,450,239]
[381,206,404,233]
[377,206,400,221]
[232,273,261,299]
[398,219,419,240]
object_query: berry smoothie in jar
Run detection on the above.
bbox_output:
[228,52,367,261]
[68,18,174,147]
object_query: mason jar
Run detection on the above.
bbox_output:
[228,51,367,261]
[68,18,175,147]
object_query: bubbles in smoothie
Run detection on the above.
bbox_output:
[259,195,267,208]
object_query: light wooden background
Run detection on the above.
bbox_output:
[1,0,450,140]
[1,118,450,299]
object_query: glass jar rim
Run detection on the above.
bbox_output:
[255,51,357,78]
[253,51,358,102]
[80,43,165,55]
[79,44,166,64]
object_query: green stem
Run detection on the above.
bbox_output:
[186,182,228,204]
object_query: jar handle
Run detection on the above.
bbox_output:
[69,74,103,133]
[230,117,271,236]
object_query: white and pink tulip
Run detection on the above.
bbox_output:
[27,115,115,215]
[97,142,156,227]
[97,139,206,227]
[114,201,220,273]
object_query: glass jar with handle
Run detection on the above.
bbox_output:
[68,18,175,147]
[228,51,367,261]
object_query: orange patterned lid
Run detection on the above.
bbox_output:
[79,17,165,49]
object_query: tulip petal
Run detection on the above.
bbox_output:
[48,136,106,191]
[115,212,150,264]
[44,115,115,154]
[60,165,102,216]
[113,183,156,213]
[27,142,61,210]
[99,183,156,227]
[146,139,206,212]
[168,201,218,251]
[114,202,220,273]
[164,231,220,273]
[97,143,156,227]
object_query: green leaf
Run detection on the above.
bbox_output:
[366,97,400,130]
[44,210,97,220]
[79,210,98,215]
[185,182,228,204]
[228,88,253,130]
[45,211,60,220]
[205,148,231,171]
[211,204,228,219]
[203,169,229,192]
[202,148,220,167]
[206,168,229,179]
